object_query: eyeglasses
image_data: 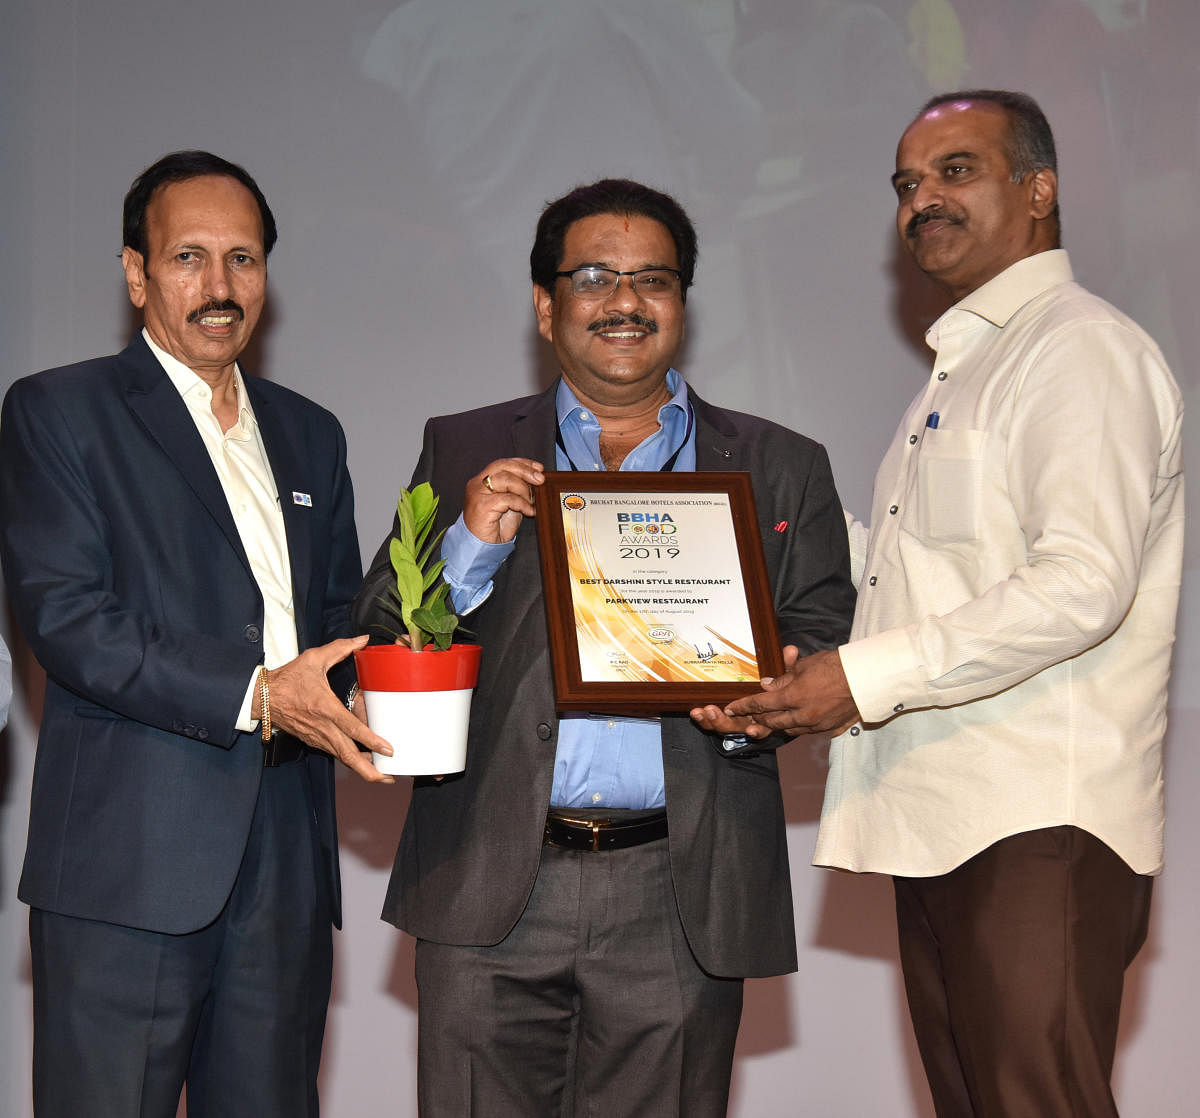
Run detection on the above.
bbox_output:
[554,266,682,300]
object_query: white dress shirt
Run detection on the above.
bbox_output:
[815,251,1184,878]
[145,330,297,730]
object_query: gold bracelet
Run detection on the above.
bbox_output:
[258,666,273,742]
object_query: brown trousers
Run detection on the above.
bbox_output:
[894,826,1152,1118]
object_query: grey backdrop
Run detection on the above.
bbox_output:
[3,1,1196,1114]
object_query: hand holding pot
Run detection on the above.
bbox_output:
[258,634,396,784]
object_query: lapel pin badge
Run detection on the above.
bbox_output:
[292,491,313,508]
[774,520,788,533]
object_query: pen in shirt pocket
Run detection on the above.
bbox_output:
[925,411,940,429]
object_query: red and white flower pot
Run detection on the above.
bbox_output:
[353,643,482,776]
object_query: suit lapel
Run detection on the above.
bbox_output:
[246,379,313,648]
[510,383,559,462]
[120,335,252,574]
[688,389,743,471]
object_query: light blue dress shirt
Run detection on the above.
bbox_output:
[440,370,695,808]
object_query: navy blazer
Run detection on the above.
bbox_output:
[354,383,854,978]
[0,334,361,934]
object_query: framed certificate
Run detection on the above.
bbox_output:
[533,472,783,713]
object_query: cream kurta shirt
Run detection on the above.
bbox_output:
[145,330,297,730]
[815,251,1184,877]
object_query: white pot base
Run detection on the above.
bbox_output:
[363,687,472,775]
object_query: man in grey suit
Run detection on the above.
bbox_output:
[0,151,391,1118]
[353,179,855,1117]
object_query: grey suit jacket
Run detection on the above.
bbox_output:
[0,334,361,934]
[354,382,854,977]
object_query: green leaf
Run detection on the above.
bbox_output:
[386,482,462,650]
[421,558,447,594]
[409,482,437,526]
[412,605,458,635]
[389,538,423,627]
[397,492,418,550]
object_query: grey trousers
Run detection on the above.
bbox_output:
[414,836,744,1118]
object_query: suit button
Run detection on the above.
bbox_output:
[197,727,209,741]
[536,722,552,741]
[244,624,261,643]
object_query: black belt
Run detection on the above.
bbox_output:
[543,811,668,853]
[263,733,306,767]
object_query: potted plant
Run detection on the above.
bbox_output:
[354,482,481,775]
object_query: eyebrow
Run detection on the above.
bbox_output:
[891,151,979,187]
[565,260,678,272]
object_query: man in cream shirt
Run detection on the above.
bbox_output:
[696,90,1183,1116]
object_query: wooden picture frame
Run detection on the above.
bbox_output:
[532,472,783,713]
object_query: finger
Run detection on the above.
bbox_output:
[689,705,756,735]
[310,712,396,782]
[724,692,767,717]
[309,633,370,670]
[475,459,545,492]
[742,709,809,733]
[689,704,737,733]
[337,703,392,755]
[337,737,395,784]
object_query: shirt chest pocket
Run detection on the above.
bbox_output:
[915,427,986,543]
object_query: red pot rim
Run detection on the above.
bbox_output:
[354,643,482,692]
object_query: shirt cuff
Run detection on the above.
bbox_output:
[442,515,516,615]
[235,667,260,734]
[839,627,924,725]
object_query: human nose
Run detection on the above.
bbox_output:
[602,272,643,312]
[202,259,234,299]
[908,176,942,212]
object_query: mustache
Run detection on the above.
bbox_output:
[905,209,962,238]
[587,313,658,335]
[187,299,244,324]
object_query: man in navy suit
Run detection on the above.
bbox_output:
[0,151,392,1118]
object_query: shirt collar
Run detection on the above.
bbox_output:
[929,249,1074,344]
[555,367,688,425]
[142,327,257,433]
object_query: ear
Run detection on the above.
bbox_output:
[122,246,148,309]
[533,283,554,343]
[1028,167,1058,221]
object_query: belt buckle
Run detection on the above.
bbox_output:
[552,813,611,852]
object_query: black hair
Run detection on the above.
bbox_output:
[530,178,698,300]
[123,150,277,258]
